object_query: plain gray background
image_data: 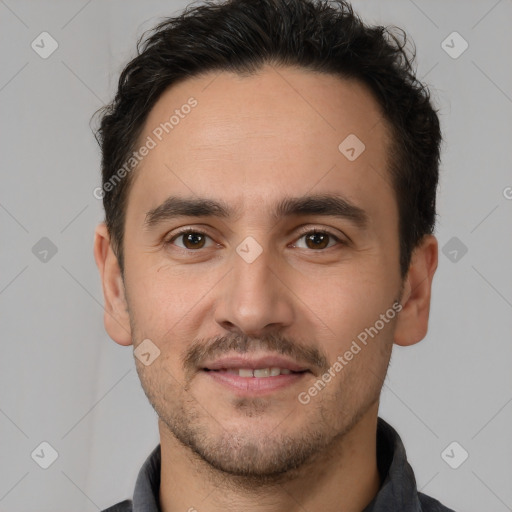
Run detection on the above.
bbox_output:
[1,0,511,510]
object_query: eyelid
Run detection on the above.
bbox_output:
[164,225,348,250]
[293,225,348,243]
[165,227,217,250]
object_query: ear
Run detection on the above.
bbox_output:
[93,222,132,346]
[394,235,438,347]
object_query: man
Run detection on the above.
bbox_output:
[93,0,454,510]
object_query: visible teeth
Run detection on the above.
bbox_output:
[214,367,299,377]
[238,367,294,377]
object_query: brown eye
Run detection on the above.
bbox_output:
[304,232,330,250]
[166,229,213,250]
[181,232,206,249]
[293,229,342,250]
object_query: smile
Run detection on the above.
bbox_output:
[201,367,310,395]
[204,367,306,377]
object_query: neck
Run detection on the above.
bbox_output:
[158,404,381,512]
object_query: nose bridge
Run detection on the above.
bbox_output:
[214,238,294,336]
[233,241,275,299]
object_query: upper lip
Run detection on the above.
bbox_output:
[202,354,311,373]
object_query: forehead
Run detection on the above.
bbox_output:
[126,65,395,227]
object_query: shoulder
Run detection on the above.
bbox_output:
[101,499,133,512]
[419,492,457,512]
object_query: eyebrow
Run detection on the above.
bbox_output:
[143,193,368,230]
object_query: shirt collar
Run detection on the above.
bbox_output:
[132,443,161,511]
[362,417,422,511]
[131,417,422,511]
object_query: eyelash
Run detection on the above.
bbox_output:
[164,226,347,252]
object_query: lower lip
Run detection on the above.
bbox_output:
[202,370,309,395]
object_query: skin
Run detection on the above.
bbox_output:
[94,64,438,512]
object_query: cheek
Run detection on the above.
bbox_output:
[304,267,395,330]
[126,260,193,328]
[298,275,397,381]
[126,270,209,373]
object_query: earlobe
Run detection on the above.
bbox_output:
[394,235,438,347]
[93,222,132,346]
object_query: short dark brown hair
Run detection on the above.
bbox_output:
[93,0,442,278]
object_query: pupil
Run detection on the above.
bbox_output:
[185,233,204,249]
[307,232,328,249]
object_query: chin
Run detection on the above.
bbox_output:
[169,413,334,484]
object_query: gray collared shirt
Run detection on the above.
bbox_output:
[101,417,456,512]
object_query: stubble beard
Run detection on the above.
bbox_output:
[136,357,383,489]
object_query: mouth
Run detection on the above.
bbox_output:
[200,355,312,395]
[203,367,308,377]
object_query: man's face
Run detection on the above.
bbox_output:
[119,65,404,477]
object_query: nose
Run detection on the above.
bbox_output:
[214,245,295,338]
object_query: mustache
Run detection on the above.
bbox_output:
[182,332,329,374]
